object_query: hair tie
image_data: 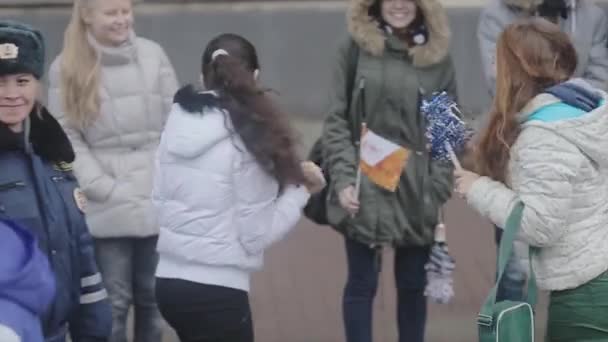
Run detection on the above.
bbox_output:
[211,49,229,61]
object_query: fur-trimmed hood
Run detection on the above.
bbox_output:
[165,85,231,159]
[0,106,75,163]
[347,0,451,67]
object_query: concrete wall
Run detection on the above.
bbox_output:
[2,1,607,126]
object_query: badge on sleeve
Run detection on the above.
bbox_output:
[73,188,87,213]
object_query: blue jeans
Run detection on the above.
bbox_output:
[494,227,526,302]
[342,237,429,342]
[95,237,163,342]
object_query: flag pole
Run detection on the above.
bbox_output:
[354,167,361,202]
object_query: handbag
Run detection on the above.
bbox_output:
[478,202,537,342]
[302,138,330,224]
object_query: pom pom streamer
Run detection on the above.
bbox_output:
[424,241,456,304]
[424,218,456,304]
[422,92,473,166]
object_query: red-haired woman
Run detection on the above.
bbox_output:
[456,18,608,341]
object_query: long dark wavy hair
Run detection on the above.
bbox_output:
[201,33,306,189]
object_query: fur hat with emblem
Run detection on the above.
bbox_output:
[0,21,45,79]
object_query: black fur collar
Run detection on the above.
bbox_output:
[173,84,221,113]
[0,105,75,163]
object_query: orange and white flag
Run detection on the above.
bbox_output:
[359,126,410,192]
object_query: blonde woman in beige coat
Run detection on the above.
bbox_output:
[47,0,178,341]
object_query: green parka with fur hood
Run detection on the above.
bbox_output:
[322,0,458,247]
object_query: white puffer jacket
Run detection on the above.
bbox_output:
[48,31,179,238]
[152,86,310,292]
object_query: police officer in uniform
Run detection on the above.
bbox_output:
[0,21,112,342]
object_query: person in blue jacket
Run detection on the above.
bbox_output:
[0,220,56,342]
[0,21,112,342]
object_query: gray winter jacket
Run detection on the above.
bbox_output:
[48,31,179,238]
[478,0,608,94]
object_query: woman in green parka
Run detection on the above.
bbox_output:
[321,0,457,341]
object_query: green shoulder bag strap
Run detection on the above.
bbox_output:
[478,202,538,326]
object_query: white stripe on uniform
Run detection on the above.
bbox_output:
[81,273,102,287]
[80,289,108,304]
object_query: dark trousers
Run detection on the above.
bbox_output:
[155,278,253,342]
[342,237,429,342]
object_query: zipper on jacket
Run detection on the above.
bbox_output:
[0,181,26,192]
[353,76,382,269]
[416,86,430,238]
[355,77,382,258]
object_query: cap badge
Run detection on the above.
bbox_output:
[0,43,18,60]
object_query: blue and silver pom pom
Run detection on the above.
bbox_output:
[421,92,473,165]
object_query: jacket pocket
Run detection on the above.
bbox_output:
[422,184,439,225]
[405,151,439,234]
[0,180,38,219]
[421,170,441,231]
[0,180,26,191]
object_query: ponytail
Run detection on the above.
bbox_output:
[204,46,306,190]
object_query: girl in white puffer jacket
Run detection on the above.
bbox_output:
[152,33,325,342]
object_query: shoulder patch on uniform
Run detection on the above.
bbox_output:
[73,188,87,213]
